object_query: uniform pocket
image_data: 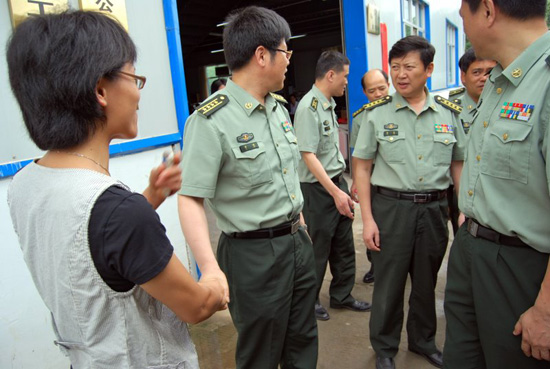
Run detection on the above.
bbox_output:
[284,131,301,170]
[481,120,532,183]
[377,131,406,163]
[433,133,456,166]
[231,141,273,188]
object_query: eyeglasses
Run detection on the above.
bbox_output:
[118,71,147,89]
[271,48,293,60]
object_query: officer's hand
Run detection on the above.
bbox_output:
[333,189,355,219]
[458,212,466,227]
[363,219,380,252]
[199,273,229,311]
[350,182,359,203]
[513,294,550,361]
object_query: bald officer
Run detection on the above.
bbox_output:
[354,36,465,369]
[178,6,317,369]
[444,0,550,368]
[350,69,391,284]
[294,51,370,322]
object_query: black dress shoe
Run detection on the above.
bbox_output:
[375,356,395,369]
[363,270,375,283]
[330,299,371,311]
[409,348,443,368]
[315,303,330,321]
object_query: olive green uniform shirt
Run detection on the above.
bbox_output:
[294,85,346,183]
[349,107,366,149]
[454,92,477,134]
[459,31,550,253]
[353,90,465,191]
[178,80,303,233]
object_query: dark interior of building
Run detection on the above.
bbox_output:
[177,0,347,118]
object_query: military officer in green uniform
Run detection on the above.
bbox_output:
[353,36,466,369]
[294,51,371,322]
[447,48,496,234]
[350,69,391,284]
[178,6,317,369]
[444,1,550,368]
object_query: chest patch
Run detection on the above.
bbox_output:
[282,121,293,132]
[434,124,454,133]
[239,142,259,153]
[384,131,399,136]
[237,133,254,143]
[499,102,534,122]
[384,123,398,130]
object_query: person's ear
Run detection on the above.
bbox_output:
[426,62,434,77]
[255,46,269,67]
[96,78,108,107]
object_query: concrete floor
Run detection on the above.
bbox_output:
[189,174,451,369]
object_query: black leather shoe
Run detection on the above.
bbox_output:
[330,299,371,311]
[409,348,443,368]
[363,270,374,283]
[375,356,395,369]
[315,303,330,321]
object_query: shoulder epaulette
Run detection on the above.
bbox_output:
[435,95,463,114]
[270,92,288,104]
[452,98,462,106]
[448,87,466,97]
[365,95,392,111]
[310,97,318,111]
[352,105,367,118]
[197,94,229,118]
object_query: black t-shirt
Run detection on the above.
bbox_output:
[88,186,174,292]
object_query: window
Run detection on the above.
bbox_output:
[402,0,426,37]
[446,22,458,86]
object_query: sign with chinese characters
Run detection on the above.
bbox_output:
[7,0,70,28]
[79,0,129,30]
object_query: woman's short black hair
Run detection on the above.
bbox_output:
[6,11,137,150]
[223,6,291,72]
[210,78,227,95]
[389,36,435,69]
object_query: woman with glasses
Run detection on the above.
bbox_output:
[6,11,227,369]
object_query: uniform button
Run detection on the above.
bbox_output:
[283,168,288,174]
[259,106,264,110]
[418,155,423,160]
[503,133,509,141]
[483,121,488,128]
[496,88,503,94]
[389,137,394,142]
[468,190,474,197]
[276,143,279,147]
[476,155,481,161]
[417,134,422,139]
[291,194,296,200]
[419,177,424,182]
[444,139,449,144]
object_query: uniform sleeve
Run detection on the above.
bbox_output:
[451,111,466,161]
[179,113,223,198]
[294,101,320,153]
[352,111,377,160]
[349,112,362,149]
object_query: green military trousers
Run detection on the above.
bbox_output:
[444,225,550,369]
[217,227,318,369]
[369,191,449,358]
[300,176,356,305]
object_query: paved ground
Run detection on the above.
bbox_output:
[189,174,451,369]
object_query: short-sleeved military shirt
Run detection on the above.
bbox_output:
[178,80,303,233]
[349,107,367,149]
[459,31,550,253]
[454,92,477,134]
[353,90,465,191]
[294,85,346,183]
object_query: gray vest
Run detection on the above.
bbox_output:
[8,163,199,369]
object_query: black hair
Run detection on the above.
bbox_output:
[210,78,227,95]
[223,6,291,72]
[463,0,546,20]
[314,51,350,80]
[389,36,435,69]
[459,48,487,73]
[6,11,137,150]
[361,69,389,90]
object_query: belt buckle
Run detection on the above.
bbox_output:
[467,219,479,237]
[413,194,428,203]
[291,218,300,234]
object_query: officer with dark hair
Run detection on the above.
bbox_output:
[294,51,371,321]
[354,35,466,369]
[210,78,227,95]
[444,1,550,368]
[178,6,318,369]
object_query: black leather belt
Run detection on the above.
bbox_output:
[466,218,528,247]
[331,174,342,184]
[228,216,301,239]
[376,186,447,203]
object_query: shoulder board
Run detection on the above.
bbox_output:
[352,105,366,118]
[435,95,463,114]
[365,95,392,111]
[452,98,462,106]
[197,94,229,118]
[310,97,318,111]
[546,55,550,68]
[448,87,466,97]
[270,92,288,104]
